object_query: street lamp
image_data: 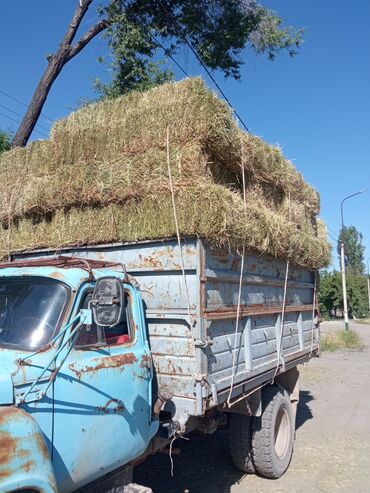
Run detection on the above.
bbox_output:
[340,189,367,331]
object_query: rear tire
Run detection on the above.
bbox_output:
[252,385,294,479]
[229,413,255,473]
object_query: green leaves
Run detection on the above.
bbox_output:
[96,0,303,97]
[319,270,369,319]
[0,129,11,155]
[337,226,365,275]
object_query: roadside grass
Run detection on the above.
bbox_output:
[356,318,370,325]
[321,330,363,352]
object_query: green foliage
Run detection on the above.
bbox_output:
[337,225,365,275]
[319,270,369,319]
[320,330,362,352]
[96,0,303,97]
[0,129,11,154]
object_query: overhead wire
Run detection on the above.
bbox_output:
[0,103,50,132]
[327,226,339,240]
[0,88,53,123]
[0,111,48,139]
[120,0,189,78]
[156,0,251,133]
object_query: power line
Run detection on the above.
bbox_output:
[0,89,53,123]
[0,103,50,132]
[327,231,339,244]
[327,226,339,240]
[150,33,189,78]
[156,0,251,134]
[0,111,48,139]
[121,0,189,78]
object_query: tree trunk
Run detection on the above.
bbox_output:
[12,52,69,147]
[11,0,108,148]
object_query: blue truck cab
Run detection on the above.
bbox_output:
[0,257,157,493]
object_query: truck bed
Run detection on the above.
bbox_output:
[14,238,318,425]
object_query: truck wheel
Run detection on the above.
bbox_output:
[229,413,255,473]
[252,385,294,479]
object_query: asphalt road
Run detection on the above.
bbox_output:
[134,321,370,493]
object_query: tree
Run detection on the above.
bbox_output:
[337,225,365,275]
[319,270,369,319]
[12,0,303,147]
[0,129,11,155]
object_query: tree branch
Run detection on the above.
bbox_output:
[62,0,94,48]
[67,19,110,60]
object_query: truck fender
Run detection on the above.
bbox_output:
[0,406,58,493]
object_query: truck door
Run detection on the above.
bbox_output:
[52,283,155,492]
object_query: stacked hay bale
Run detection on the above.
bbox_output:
[0,78,331,269]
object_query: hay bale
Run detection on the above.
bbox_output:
[0,78,331,268]
[0,184,331,269]
[0,78,319,222]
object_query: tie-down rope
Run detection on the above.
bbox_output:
[166,127,192,325]
[227,147,247,407]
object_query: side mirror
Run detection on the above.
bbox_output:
[91,277,124,327]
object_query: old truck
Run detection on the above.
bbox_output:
[0,237,318,492]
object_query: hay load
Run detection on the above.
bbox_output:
[0,78,331,269]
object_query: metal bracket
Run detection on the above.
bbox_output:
[194,337,213,348]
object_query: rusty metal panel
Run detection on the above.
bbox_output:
[13,238,318,417]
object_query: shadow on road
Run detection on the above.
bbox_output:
[296,390,314,430]
[134,429,244,493]
[134,390,315,492]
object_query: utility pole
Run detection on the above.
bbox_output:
[340,189,367,331]
[340,240,349,331]
[367,259,370,312]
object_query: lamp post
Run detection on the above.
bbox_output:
[340,189,367,331]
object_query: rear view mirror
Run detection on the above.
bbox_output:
[92,277,124,327]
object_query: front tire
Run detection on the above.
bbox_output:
[252,385,294,479]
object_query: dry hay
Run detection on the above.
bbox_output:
[0,78,331,268]
[0,184,330,269]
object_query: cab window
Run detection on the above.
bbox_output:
[75,289,134,348]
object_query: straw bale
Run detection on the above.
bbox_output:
[0,77,331,268]
[0,184,331,269]
[0,78,319,221]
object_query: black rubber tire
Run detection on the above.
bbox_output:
[252,385,294,479]
[229,413,255,473]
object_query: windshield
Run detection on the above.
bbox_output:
[0,277,70,349]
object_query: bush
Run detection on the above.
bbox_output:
[320,330,362,352]
[0,129,11,154]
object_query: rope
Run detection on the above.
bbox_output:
[169,433,189,477]
[166,127,192,325]
[7,188,16,261]
[309,271,318,358]
[272,259,290,382]
[272,191,291,382]
[227,148,247,406]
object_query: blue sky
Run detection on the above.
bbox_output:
[1,1,369,270]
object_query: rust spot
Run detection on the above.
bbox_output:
[140,354,151,368]
[96,398,125,414]
[69,353,137,379]
[137,254,164,270]
[0,433,17,466]
[49,270,65,280]
[17,448,31,459]
[22,460,34,472]
[34,431,50,461]
[203,303,315,320]
[0,407,18,424]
